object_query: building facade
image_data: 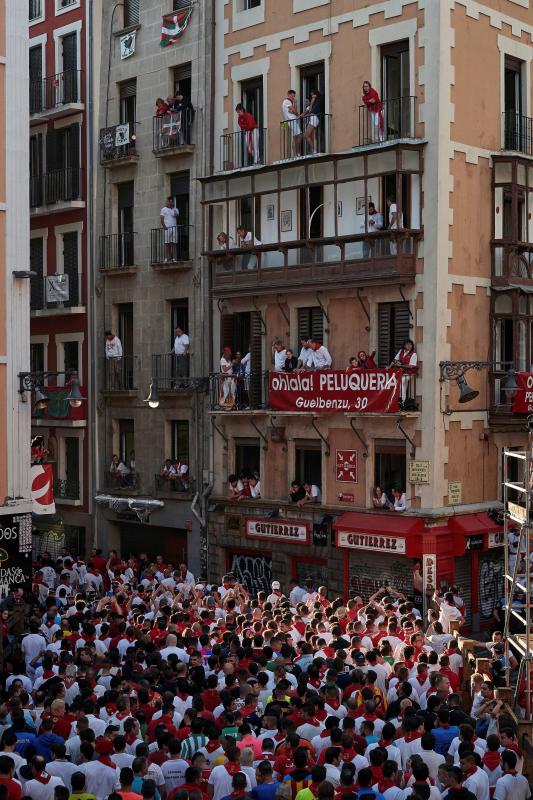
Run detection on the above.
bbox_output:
[28,0,93,555]
[93,0,212,575]
[202,0,533,628]
[1,0,33,590]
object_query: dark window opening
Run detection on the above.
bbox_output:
[295,444,322,488]
[31,343,44,374]
[118,420,135,464]
[238,195,261,241]
[173,64,192,100]
[63,341,79,376]
[170,299,189,346]
[118,302,134,356]
[241,76,264,129]
[65,437,80,495]
[374,441,406,499]
[170,171,190,225]
[381,40,410,102]
[377,301,411,367]
[171,421,189,463]
[298,307,324,343]
[235,440,260,477]
[299,186,323,240]
[119,79,137,125]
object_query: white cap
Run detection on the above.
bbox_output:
[272,581,281,590]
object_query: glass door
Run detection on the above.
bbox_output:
[381,41,410,138]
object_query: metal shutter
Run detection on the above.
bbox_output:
[377,302,411,366]
[298,307,324,342]
[296,561,328,591]
[62,232,78,307]
[478,550,504,623]
[65,437,80,486]
[30,238,44,310]
[119,79,137,98]
[123,0,140,27]
[454,555,472,626]
[348,551,414,600]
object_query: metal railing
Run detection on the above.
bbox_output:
[358,96,417,146]
[155,473,195,495]
[153,110,194,153]
[209,371,267,411]
[152,353,191,388]
[99,232,136,270]
[29,0,42,20]
[101,355,137,391]
[492,244,533,279]
[491,361,517,412]
[30,168,81,207]
[54,478,80,501]
[220,128,267,170]
[502,111,533,156]
[103,471,139,491]
[30,70,82,115]
[99,122,138,163]
[30,273,80,311]
[150,225,191,263]
[280,115,331,160]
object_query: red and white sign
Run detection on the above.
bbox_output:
[423,554,436,595]
[31,464,56,515]
[269,369,401,413]
[245,517,309,544]
[512,372,533,413]
[336,530,406,554]
[336,449,357,482]
[488,531,504,548]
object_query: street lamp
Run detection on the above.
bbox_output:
[144,379,159,409]
[18,370,87,412]
[439,360,518,411]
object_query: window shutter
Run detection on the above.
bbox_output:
[220,314,236,354]
[250,312,263,407]
[30,238,44,310]
[378,301,411,366]
[393,303,411,354]
[46,128,59,173]
[377,304,392,367]
[63,232,78,306]
[298,307,324,342]
[123,0,140,27]
[69,123,80,199]
[119,79,137,98]
[65,437,80,489]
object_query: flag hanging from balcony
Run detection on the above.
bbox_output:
[31,464,56,516]
[161,8,193,47]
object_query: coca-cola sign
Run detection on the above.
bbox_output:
[268,369,402,413]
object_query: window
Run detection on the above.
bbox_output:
[243,0,261,8]
[238,195,261,240]
[31,343,45,374]
[381,40,411,138]
[241,76,264,128]
[63,341,79,375]
[295,443,322,488]
[123,0,140,27]
[29,45,43,113]
[377,301,411,366]
[298,307,323,343]
[30,133,44,206]
[56,0,79,12]
[117,182,135,266]
[30,238,44,310]
[64,436,80,499]
[235,439,260,476]
[59,31,79,102]
[118,420,135,463]
[173,64,192,99]
[169,299,189,347]
[299,61,324,105]
[45,124,80,201]
[374,440,406,499]
[118,303,134,356]
[492,292,533,375]
[299,186,323,239]
[29,0,43,22]
[170,171,190,224]
[171,421,189,463]
[119,79,137,125]
[60,230,79,306]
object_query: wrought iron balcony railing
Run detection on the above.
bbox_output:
[30,70,82,115]
[279,115,331,160]
[220,128,267,171]
[358,96,417,146]
[150,225,191,264]
[99,232,137,270]
[153,110,194,154]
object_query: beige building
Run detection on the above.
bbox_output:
[202,0,533,627]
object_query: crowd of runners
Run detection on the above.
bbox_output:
[0,549,528,800]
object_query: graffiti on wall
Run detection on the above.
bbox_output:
[479,556,504,620]
[349,557,413,599]
[230,553,272,595]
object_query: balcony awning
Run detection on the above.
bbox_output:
[333,512,425,536]
[447,512,501,535]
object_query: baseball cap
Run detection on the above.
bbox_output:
[272,581,281,590]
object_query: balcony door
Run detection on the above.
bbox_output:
[381,40,410,137]
[504,57,524,151]
[299,62,325,151]
[382,173,410,228]
[118,303,134,389]
[62,231,79,307]
[220,311,263,405]
[170,299,189,345]
[46,124,80,202]
[119,79,137,127]
[29,45,43,113]
[118,181,134,266]
[241,77,263,129]
[61,31,78,103]
[173,64,192,100]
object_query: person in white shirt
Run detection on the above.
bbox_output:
[250,475,261,498]
[493,750,530,800]
[297,338,315,370]
[25,756,66,800]
[236,225,261,270]
[297,483,321,506]
[272,341,287,372]
[386,196,403,255]
[159,633,189,663]
[281,90,303,156]
[21,622,47,677]
[169,326,190,378]
[46,745,79,790]
[460,752,490,800]
[289,579,306,606]
[391,488,407,512]
[362,202,384,258]
[310,340,332,369]
[160,196,180,262]
[433,592,464,634]
[105,330,123,389]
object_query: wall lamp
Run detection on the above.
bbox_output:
[144,379,159,409]
[439,360,518,411]
[18,370,86,412]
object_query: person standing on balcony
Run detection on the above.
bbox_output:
[282,89,302,157]
[361,202,384,258]
[236,224,261,270]
[219,346,236,409]
[105,330,123,390]
[174,91,195,145]
[160,196,180,263]
[386,197,403,256]
[310,339,332,370]
[391,338,417,409]
[303,90,324,155]
[272,340,287,372]
[169,326,190,378]
[235,104,260,166]
[361,81,383,143]
[297,338,314,370]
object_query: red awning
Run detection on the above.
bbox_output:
[333,512,425,535]
[448,512,502,535]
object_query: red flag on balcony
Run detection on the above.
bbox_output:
[161,8,193,47]
[31,464,56,515]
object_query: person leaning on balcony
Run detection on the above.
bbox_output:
[215,231,235,271]
[357,350,377,369]
[272,340,287,371]
[160,459,177,481]
[160,196,180,262]
[282,349,298,372]
[390,338,417,408]
[174,91,195,144]
[281,89,303,156]
[297,338,315,370]
[372,486,389,510]
[105,330,123,388]
[303,89,324,155]
[236,224,261,271]
[361,202,384,258]
[361,81,383,143]
[386,197,403,256]
[155,97,170,117]
[110,454,130,487]
[297,482,322,507]
[390,487,406,512]
[235,104,260,165]
[310,339,332,369]
[250,473,261,498]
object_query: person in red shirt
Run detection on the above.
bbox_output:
[0,756,22,800]
[235,104,260,166]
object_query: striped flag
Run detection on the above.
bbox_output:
[161,8,193,47]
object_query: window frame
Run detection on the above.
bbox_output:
[57,430,84,506]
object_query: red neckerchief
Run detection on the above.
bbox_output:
[463,767,478,779]
[125,732,138,745]
[404,732,421,743]
[106,703,117,716]
[230,793,248,800]
[341,748,357,762]
[326,698,340,710]
[416,674,428,685]
[379,739,392,748]
[42,669,55,679]
[482,751,501,770]
[34,771,51,784]
[224,761,241,776]
[503,770,517,776]
[320,731,330,739]
[377,781,395,792]
[504,742,522,758]
[404,659,415,669]
[370,766,383,783]
[205,740,221,752]
[315,709,327,722]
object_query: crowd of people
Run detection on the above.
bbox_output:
[1,550,528,800]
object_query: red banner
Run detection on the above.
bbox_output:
[268,369,402,413]
[31,464,56,515]
[512,372,533,413]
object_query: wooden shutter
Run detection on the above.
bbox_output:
[393,302,411,354]
[123,0,140,27]
[46,129,60,173]
[377,301,410,366]
[68,123,80,199]
[30,238,44,310]
[250,312,263,408]
[298,307,323,342]
[61,32,77,72]
[63,232,78,306]
[220,314,236,353]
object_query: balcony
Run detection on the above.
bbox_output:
[358,96,417,146]
[54,478,80,502]
[279,115,331,161]
[102,471,140,493]
[150,225,191,268]
[29,0,42,22]
[220,129,267,171]
[209,369,419,414]
[209,231,418,296]
[153,111,194,157]
[30,168,82,212]
[99,233,137,274]
[99,123,139,166]
[502,111,533,157]
[152,354,209,393]
[30,273,81,314]
[154,473,195,497]
[30,71,84,123]
[100,355,138,393]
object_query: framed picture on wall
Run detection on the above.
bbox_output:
[356,195,372,215]
[281,210,292,232]
[266,204,275,220]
